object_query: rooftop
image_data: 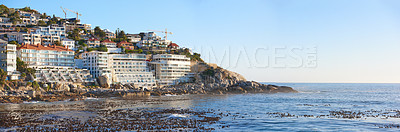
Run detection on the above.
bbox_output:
[18,44,73,52]
[101,39,116,43]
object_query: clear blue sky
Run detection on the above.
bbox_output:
[4,0,400,83]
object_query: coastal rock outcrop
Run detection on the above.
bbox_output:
[98,75,110,88]
[158,62,297,95]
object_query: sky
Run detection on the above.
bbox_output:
[3,0,400,83]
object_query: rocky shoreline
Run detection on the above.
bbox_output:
[0,83,296,103]
[0,63,297,104]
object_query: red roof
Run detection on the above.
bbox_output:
[168,43,179,47]
[101,39,116,43]
[117,41,131,45]
[18,44,73,52]
[88,38,99,41]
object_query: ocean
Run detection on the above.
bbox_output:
[1,83,400,131]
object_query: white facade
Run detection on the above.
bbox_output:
[0,39,18,79]
[61,38,75,50]
[137,32,171,48]
[34,67,94,83]
[151,54,191,86]
[36,24,66,45]
[7,32,41,45]
[126,34,141,43]
[17,44,75,68]
[101,40,117,48]
[110,54,156,89]
[81,51,112,79]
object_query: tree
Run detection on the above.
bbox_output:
[0,69,7,85]
[67,28,81,41]
[16,57,36,79]
[0,4,9,15]
[97,44,108,52]
[94,26,106,38]
[40,13,47,19]
[54,41,62,46]
[37,20,46,26]
[117,30,127,40]
[32,81,39,90]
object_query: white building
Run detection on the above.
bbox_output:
[34,67,94,83]
[7,32,41,45]
[0,39,19,80]
[151,54,191,86]
[101,39,117,48]
[36,24,66,45]
[137,32,171,48]
[61,38,75,50]
[86,38,100,48]
[110,54,156,89]
[126,34,141,43]
[81,51,112,80]
[17,44,75,68]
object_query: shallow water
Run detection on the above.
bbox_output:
[1,83,400,131]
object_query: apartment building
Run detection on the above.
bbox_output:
[151,54,191,86]
[7,32,41,45]
[61,38,75,50]
[86,38,100,48]
[117,41,135,50]
[126,33,141,43]
[36,24,66,45]
[17,44,74,68]
[101,39,117,48]
[137,32,171,48]
[109,54,156,89]
[0,39,19,80]
[104,29,116,39]
[81,51,112,80]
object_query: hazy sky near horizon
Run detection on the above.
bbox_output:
[3,0,400,83]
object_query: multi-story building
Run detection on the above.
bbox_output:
[104,29,116,39]
[7,32,41,45]
[86,38,100,48]
[0,39,19,80]
[36,24,66,37]
[101,39,117,48]
[61,38,75,50]
[137,32,171,48]
[126,33,141,43]
[34,67,94,84]
[109,54,156,89]
[117,41,135,50]
[17,44,74,68]
[151,54,191,86]
[81,51,112,79]
[36,24,66,45]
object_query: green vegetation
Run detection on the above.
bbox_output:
[37,20,46,26]
[87,44,108,52]
[125,48,143,54]
[201,68,216,77]
[0,4,9,16]
[67,28,82,41]
[112,29,127,42]
[0,69,7,85]
[32,81,40,91]
[94,26,106,38]
[19,7,39,14]
[54,41,62,46]
[16,57,36,79]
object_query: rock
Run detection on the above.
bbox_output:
[98,75,111,88]
[27,90,36,97]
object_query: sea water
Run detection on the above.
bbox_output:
[1,83,400,131]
